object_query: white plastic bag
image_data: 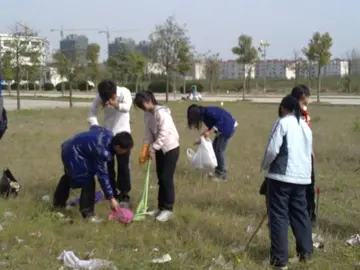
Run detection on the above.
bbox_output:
[187,136,218,170]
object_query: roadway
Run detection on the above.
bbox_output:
[2,92,360,111]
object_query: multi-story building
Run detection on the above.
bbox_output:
[255,60,295,79]
[108,37,136,58]
[219,60,255,79]
[60,34,88,65]
[297,59,348,77]
[0,32,48,66]
[136,40,149,58]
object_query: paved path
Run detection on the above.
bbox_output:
[3,94,360,111]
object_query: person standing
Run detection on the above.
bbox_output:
[261,95,313,269]
[88,79,133,206]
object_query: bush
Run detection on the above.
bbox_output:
[23,82,37,90]
[78,81,94,91]
[125,83,136,92]
[55,82,77,91]
[10,83,22,90]
[179,82,204,93]
[148,80,173,93]
[43,83,55,91]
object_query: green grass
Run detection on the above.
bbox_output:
[0,102,360,269]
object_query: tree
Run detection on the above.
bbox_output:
[8,23,38,110]
[343,49,359,93]
[176,42,192,94]
[86,43,100,86]
[149,16,191,102]
[52,51,71,96]
[27,49,42,94]
[106,44,131,84]
[204,52,220,93]
[1,51,14,93]
[304,32,333,102]
[126,51,147,92]
[232,34,258,100]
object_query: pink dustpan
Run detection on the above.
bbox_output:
[108,208,134,224]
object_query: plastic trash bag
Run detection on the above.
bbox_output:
[187,136,218,171]
[0,168,20,199]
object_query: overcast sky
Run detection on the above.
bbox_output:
[1,0,357,61]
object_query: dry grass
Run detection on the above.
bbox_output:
[0,102,360,269]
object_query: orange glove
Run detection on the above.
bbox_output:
[139,144,150,165]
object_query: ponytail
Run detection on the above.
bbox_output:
[279,95,301,122]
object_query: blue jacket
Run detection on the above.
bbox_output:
[61,126,114,199]
[200,106,237,138]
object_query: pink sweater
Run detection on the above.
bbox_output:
[143,105,180,153]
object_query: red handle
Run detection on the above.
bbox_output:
[316,187,320,195]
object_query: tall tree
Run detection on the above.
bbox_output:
[204,52,220,93]
[86,43,100,86]
[231,34,258,100]
[303,32,333,102]
[176,42,192,94]
[149,16,191,102]
[106,44,131,84]
[28,49,42,94]
[126,51,147,92]
[343,49,358,93]
[1,51,14,94]
[8,23,37,110]
[52,51,73,106]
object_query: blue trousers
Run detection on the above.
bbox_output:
[267,179,313,266]
[213,133,229,178]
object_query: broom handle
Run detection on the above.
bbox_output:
[315,187,320,220]
[245,212,267,251]
[144,160,151,210]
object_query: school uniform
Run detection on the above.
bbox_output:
[144,105,179,214]
[199,106,238,179]
[261,114,313,267]
[301,106,316,223]
[88,86,132,202]
[53,126,114,218]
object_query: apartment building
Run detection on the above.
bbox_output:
[219,60,255,79]
[298,59,348,77]
[0,32,48,66]
[60,34,88,65]
[255,60,295,79]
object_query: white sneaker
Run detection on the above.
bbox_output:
[155,210,174,222]
[147,210,160,217]
[88,216,103,223]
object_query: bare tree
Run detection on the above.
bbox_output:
[204,52,220,93]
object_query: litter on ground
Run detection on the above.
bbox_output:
[151,253,171,263]
[312,233,324,249]
[346,234,360,246]
[209,254,234,270]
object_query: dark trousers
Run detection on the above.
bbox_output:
[53,174,96,218]
[267,179,313,266]
[108,152,131,200]
[155,147,179,211]
[213,134,229,178]
[307,155,316,222]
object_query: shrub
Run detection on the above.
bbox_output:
[10,83,22,90]
[148,80,173,93]
[179,82,204,93]
[55,82,77,91]
[125,83,136,92]
[78,81,94,91]
[43,83,55,91]
[23,82,37,90]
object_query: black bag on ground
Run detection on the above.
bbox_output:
[0,107,8,140]
[259,178,268,195]
[0,168,20,198]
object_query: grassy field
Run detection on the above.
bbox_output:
[0,102,360,269]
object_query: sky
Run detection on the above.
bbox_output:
[1,0,358,62]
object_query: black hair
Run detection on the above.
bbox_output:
[133,90,159,110]
[187,104,203,130]
[278,95,301,122]
[111,132,134,149]
[291,84,310,101]
[98,79,117,102]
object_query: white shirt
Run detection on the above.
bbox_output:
[87,86,132,135]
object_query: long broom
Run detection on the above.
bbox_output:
[133,160,151,221]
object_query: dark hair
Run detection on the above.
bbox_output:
[291,84,310,101]
[111,132,134,149]
[98,79,117,102]
[187,104,203,130]
[278,95,301,122]
[133,90,159,110]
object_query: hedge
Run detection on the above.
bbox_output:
[43,83,55,91]
[147,80,173,93]
[55,82,77,91]
[10,83,22,90]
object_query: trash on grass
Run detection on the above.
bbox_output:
[209,254,234,270]
[346,234,360,246]
[353,262,360,268]
[56,212,65,218]
[0,261,9,266]
[152,247,159,252]
[84,249,96,259]
[246,225,253,233]
[312,233,324,249]
[30,232,42,238]
[3,212,15,218]
[15,236,24,244]
[0,224,4,231]
[41,195,50,201]
[57,250,118,270]
[151,254,171,264]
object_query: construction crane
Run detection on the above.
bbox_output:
[98,27,140,48]
[50,26,101,39]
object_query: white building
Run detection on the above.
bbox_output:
[219,60,255,79]
[255,60,295,79]
[297,59,348,77]
[0,33,48,66]
[186,61,206,80]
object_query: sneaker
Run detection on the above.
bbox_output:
[87,216,103,223]
[148,210,160,217]
[213,175,227,182]
[207,172,215,178]
[155,210,174,222]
